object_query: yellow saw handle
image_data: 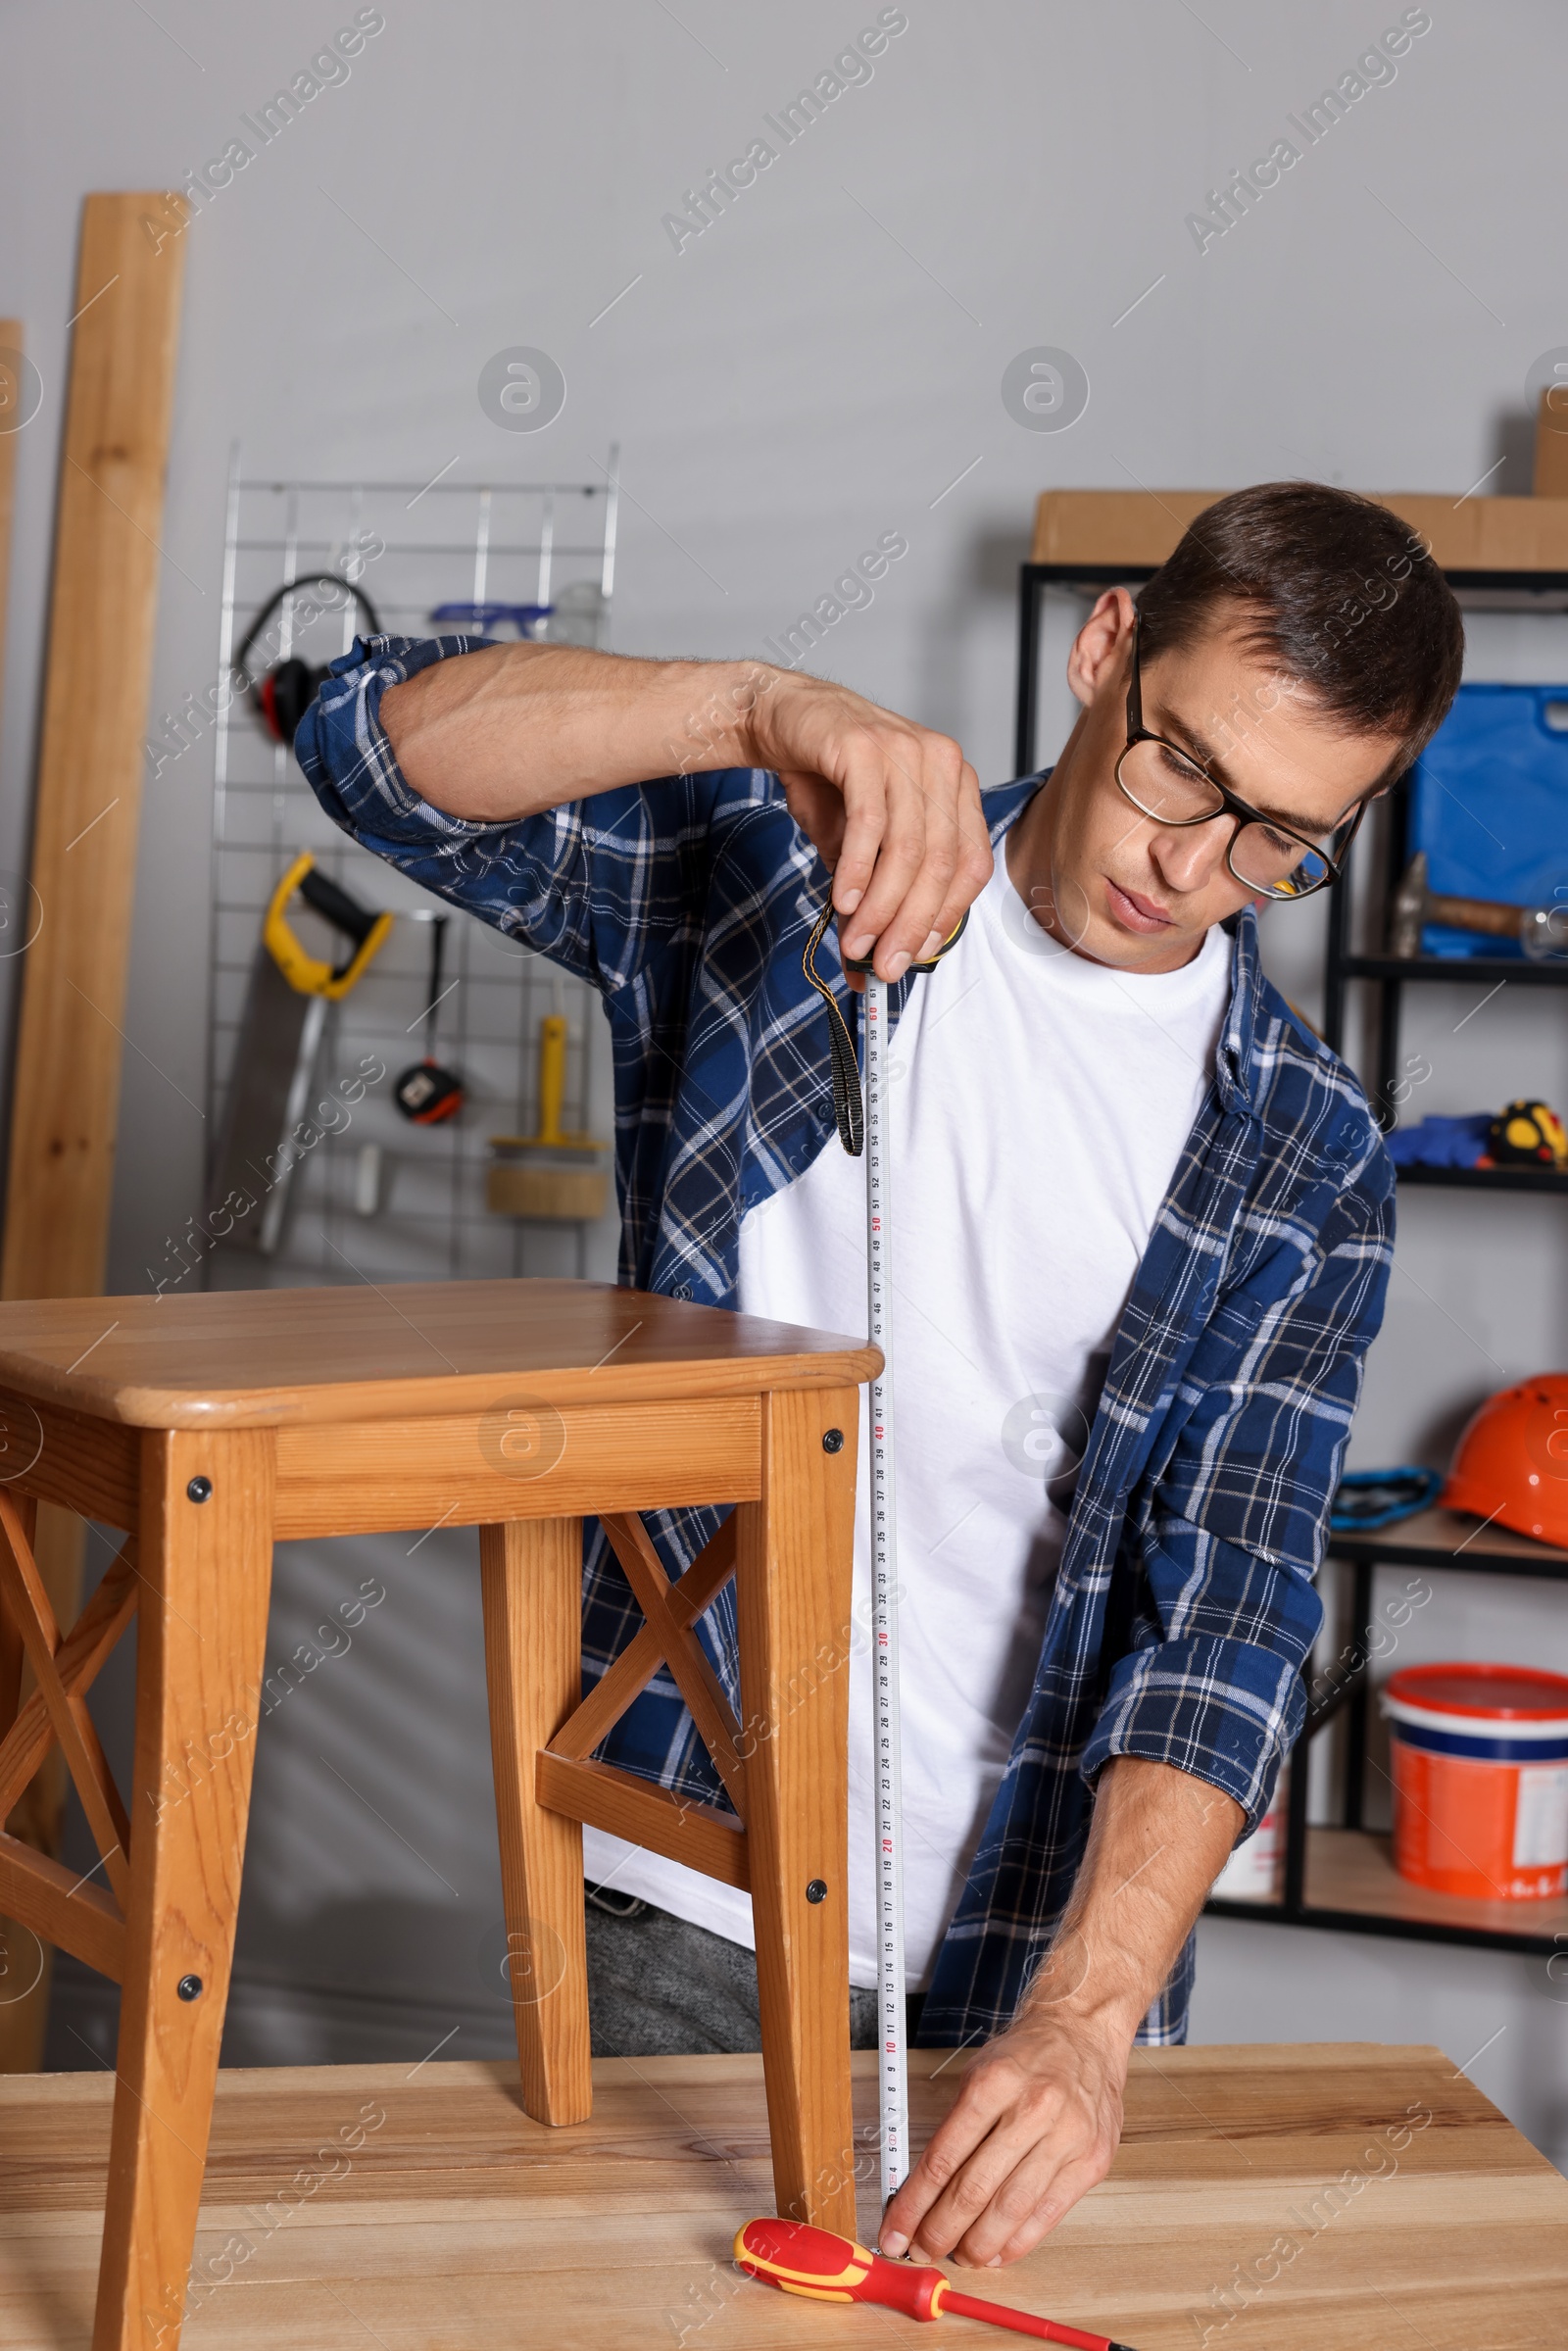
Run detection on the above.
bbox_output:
[265,850,393,1001]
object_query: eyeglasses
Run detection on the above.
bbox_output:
[1116,618,1366,903]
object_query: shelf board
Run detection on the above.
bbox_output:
[1029,488,1568,572]
[1328,1503,1568,1578]
[1207,1828,1568,1954]
[1336,953,1568,986]
[1394,1162,1568,1196]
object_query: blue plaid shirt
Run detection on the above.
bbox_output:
[297,634,1394,2047]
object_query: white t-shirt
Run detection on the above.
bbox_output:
[582,850,1233,1987]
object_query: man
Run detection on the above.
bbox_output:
[297,482,1462,2270]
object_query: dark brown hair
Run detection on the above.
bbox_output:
[1135,482,1464,775]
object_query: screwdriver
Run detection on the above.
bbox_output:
[734,2219,1141,2349]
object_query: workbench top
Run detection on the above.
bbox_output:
[0,2044,1561,2348]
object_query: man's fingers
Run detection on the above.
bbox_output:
[844,784,962,975]
[842,805,942,976]
[878,2070,1017,2254]
[832,760,890,917]
[777,770,848,871]
[956,2144,1115,2270]
[902,2084,1069,2262]
[771,694,990,982]
[850,759,991,979]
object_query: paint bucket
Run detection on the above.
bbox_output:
[1211,1769,1289,1900]
[1383,1662,1568,1900]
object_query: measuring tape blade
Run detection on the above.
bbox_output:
[864,972,908,2203]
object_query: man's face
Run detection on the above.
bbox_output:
[1009,590,1402,974]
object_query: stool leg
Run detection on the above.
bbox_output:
[480,1516,591,2125]
[736,1386,858,2233]
[94,1431,274,2351]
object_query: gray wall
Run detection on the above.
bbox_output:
[3,1,1565,2159]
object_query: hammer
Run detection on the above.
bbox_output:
[1388,852,1561,958]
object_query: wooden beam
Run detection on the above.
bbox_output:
[1535,385,1568,497]
[0,198,185,2077]
[1,195,187,1304]
[0,326,21,759]
[1032,485,1568,572]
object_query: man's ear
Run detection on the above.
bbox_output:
[1065,586,1137,711]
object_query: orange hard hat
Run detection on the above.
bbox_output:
[1441,1375,1568,1548]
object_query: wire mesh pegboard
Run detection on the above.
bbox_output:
[202,452,619,1291]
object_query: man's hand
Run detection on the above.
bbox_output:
[881,1757,1245,2268]
[881,1966,1129,2269]
[749,667,992,986]
[380,644,992,986]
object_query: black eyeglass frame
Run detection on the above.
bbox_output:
[1117,616,1369,903]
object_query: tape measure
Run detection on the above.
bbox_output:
[803,901,967,2206]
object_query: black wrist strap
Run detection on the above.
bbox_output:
[802,898,863,1158]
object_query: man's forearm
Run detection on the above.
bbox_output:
[1017,1755,1244,2038]
[373,634,992,984]
[381,642,771,822]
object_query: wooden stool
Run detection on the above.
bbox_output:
[0,1280,875,2351]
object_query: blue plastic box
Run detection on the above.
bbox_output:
[1407,682,1568,956]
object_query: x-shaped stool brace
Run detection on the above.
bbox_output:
[0,1493,139,1962]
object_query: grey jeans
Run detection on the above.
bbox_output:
[584,1884,927,2056]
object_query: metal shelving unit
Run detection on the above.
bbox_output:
[1014,527,1568,1959]
[1207,1511,1568,1959]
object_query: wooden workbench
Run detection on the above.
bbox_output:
[1,2043,1561,2348]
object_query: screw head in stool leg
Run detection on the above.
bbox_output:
[806,1879,828,1904]
[176,1974,203,2001]
[821,1428,844,1454]
[186,1475,213,1503]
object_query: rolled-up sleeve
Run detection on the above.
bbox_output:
[294,633,728,995]
[1079,1153,1395,1834]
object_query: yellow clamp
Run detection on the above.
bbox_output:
[264,850,393,1000]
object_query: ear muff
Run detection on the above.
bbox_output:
[235,576,384,747]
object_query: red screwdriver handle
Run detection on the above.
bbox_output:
[734,2220,1138,2350]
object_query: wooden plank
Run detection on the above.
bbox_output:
[0,197,186,1306]
[1031,485,1568,572]
[735,1385,858,2233]
[0,1832,123,1980]
[94,1428,273,2351]
[1536,385,1568,496]
[0,203,183,2078]
[0,2045,1562,2348]
[271,1395,760,1538]
[480,1517,591,2127]
[0,326,21,805]
[0,1281,880,1428]
[537,1750,751,1889]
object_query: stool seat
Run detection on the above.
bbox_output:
[0,1279,876,2351]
